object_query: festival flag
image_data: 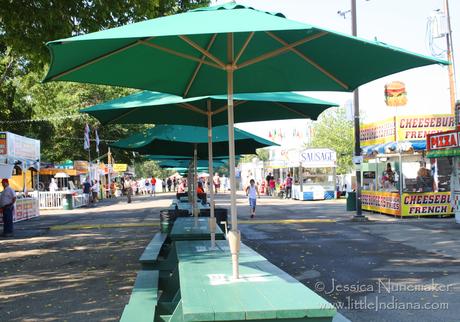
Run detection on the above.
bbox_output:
[84,123,90,150]
[95,128,100,153]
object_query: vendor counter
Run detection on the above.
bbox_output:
[0,197,40,223]
[361,190,453,217]
[292,184,335,201]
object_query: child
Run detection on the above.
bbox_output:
[245,179,260,218]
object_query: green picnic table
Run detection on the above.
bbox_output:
[169,217,225,241]
[174,240,336,322]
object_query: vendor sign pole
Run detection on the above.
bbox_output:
[352,0,364,218]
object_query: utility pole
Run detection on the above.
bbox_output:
[351,0,365,219]
[444,0,457,114]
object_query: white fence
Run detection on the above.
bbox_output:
[31,191,89,209]
[73,194,89,208]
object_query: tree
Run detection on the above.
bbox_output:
[0,0,210,163]
[310,107,354,174]
[134,160,172,179]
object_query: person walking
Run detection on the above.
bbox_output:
[213,172,221,193]
[285,173,293,199]
[151,177,157,197]
[162,179,167,192]
[167,177,172,192]
[173,177,177,191]
[265,172,272,196]
[124,176,133,203]
[1,179,16,237]
[92,180,100,203]
[82,177,92,205]
[245,179,260,219]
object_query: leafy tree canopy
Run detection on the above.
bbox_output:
[0,0,209,164]
[310,107,354,174]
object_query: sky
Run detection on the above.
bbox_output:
[221,0,460,141]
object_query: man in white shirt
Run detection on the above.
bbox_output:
[1,179,16,237]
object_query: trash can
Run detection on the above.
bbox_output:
[346,192,356,211]
[214,208,228,233]
[62,193,74,210]
[160,209,176,233]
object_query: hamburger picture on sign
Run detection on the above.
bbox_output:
[385,81,408,107]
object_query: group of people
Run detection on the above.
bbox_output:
[82,177,101,205]
[381,162,435,192]
[212,173,229,193]
[263,172,293,199]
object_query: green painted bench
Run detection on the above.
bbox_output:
[139,233,168,270]
[120,270,159,322]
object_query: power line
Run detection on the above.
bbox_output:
[0,114,85,124]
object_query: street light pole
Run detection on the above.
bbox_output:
[351,0,365,219]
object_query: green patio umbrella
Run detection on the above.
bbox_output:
[81,91,337,125]
[44,2,447,279]
[110,124,277,158]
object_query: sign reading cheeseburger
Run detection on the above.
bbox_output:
[385,81,407,107]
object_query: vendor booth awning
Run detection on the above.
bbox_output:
[427,149,460,158]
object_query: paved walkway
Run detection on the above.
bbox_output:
[0,192,459,321]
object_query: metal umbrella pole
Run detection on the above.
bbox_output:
[226,33,241,279]
[207,99,217,248]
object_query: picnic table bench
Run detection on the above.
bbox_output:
[174,240,336,322]
[139,233,169,270]
[120,270,159,322]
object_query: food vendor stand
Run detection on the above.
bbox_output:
[266,147,337,201]
[360,114,455,217]
[426,124,460,223]
[0,132,40,222]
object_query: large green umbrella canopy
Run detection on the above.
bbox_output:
[44,3,446,95]
[110,125,277,158]
[81,91,337,125]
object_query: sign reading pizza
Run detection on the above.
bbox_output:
[427,130,460,151]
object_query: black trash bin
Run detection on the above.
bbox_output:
[160,209,176,233]
[346,192,356,211]
[63,193,74,210]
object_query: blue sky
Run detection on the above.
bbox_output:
[220,0,459,137]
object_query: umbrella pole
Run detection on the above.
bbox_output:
[226,33,240,280]
[207,100,217,248]
[193,143,198,220]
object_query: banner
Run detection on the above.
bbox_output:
[112,163,128,172]
[361,190,400,215]
[401,192,453,217]
[360,114,455,147]
[0,132,40,161]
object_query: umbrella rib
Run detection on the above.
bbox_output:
[178,35,226,69]
[211,100,248,116]
[177,103,208,116]
[266,32,349,90]
[183,34,218,98]
[273,101,312,118]
[236,31,328,70]
[50,38,153,81]
[105,107,139,125]
[234,32,255,65]
[140,40,223,70]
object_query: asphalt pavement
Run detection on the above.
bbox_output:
[0,192,459,322]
